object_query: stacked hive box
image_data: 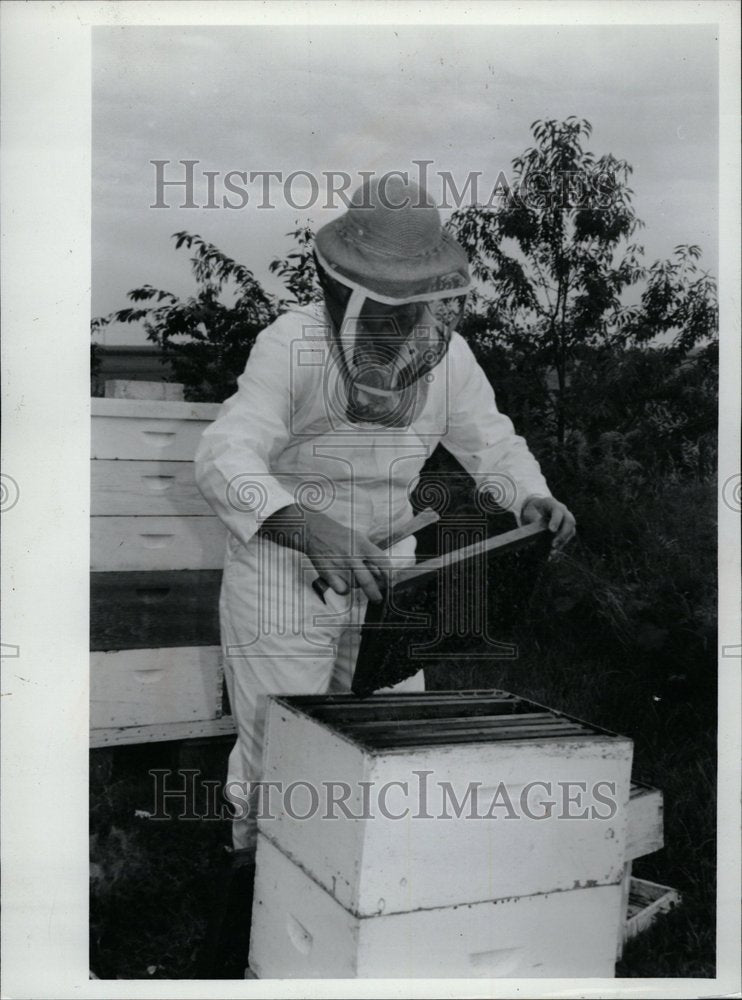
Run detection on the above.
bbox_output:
[619,781,674,960]
[90,396,235,746]
[249,691,638,978]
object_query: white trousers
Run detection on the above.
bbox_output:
[219,535,424,849]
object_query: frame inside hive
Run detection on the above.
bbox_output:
[351,521,553,698]
[280,690,614,750]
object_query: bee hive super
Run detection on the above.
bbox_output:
[249,690,634,978]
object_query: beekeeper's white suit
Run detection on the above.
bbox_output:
[194,177,553,850]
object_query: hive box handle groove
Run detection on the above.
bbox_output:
[286,914,313,956]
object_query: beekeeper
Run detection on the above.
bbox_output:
[195,175,576,851]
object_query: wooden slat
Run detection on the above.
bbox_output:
[90,715,236,748]
[91,459,212,515]
[90,645,223,729]
[361,719,588,738]
[104,379,184,401]
[616,862,633,961]
[309,700,525,724]
[92,397,220,419]
[354,723,594,749]
[365,733,605,750]
[340,712,559,734]
[391,521,550,591]
[91,515,227,571]
[308,695,521,708]
[626,782,664,861]
[287,691,519,707]
[90,570,221,650]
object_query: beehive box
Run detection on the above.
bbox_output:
[250,690,634,978]
[90,646,223,729]
[90,396,234,747]
[250,833,624,979]
[624,877,681,941]
[257,691,634,917]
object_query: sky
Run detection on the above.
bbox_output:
[93,23,718,344]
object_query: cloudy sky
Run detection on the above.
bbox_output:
[93,23,718,344]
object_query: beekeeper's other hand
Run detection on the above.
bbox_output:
[260,506,390,603]
[521,495,577,552]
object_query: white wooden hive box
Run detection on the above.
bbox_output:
[90,396,228,745]
[249,832,623,979]
[90,646,222,729]
[91,397,220,461]
[259,691,634,917]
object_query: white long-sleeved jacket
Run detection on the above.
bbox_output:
[194,303,552,559]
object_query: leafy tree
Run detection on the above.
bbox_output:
[448,118,718,450]
[92,229,320,402]
[630,244,719,355]
[436,119,718,688]
[268,225,323,307]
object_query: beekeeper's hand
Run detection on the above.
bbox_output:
[260,506,391,603]
[521,496,577,552]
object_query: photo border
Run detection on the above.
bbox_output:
[2,2,739,997]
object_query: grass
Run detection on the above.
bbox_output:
[90,742,232,979]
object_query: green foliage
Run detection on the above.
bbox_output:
[448,118,718,446]
[92,229,321,402]
[268,225,323,307]
[630,244,719,354]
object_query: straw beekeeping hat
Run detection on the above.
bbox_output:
[314,174,471,301]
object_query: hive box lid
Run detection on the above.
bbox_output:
[259,690,633,917]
